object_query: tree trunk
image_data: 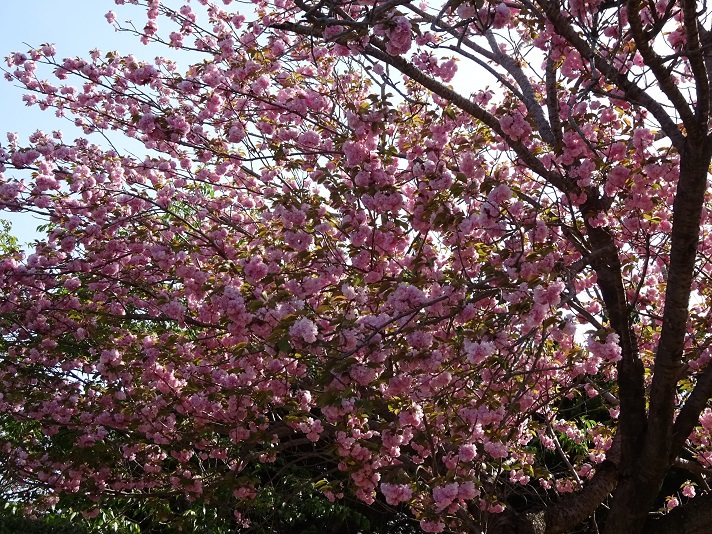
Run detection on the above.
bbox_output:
[601,139,712,534]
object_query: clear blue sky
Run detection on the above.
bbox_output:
[0,1,156,140]
[0,1,175,244]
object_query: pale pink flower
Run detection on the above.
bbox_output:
[484,440,508,459]
[290,317,318,343]
[700,408,712,432]
[385,17,412,55]
[432,482,459,510]
[682,483,696,498]
[464,340,495,365]
[298,130,321,148]
[533,281,565,307]
[244,256,268,284]
[458,443,477,463]
[499,113,531,141]
[436,59,458,82]
[487,183,513,206]
[458,481,479,500]
[493,3,511,28]
[398,405,423,427]
[251,75,270,95]
[381,482,412,505]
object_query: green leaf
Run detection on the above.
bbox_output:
[277,338,292,353]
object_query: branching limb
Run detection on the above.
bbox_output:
[671,362,712,458]
[626,0,699,140]
[545,55,564,151]
[644,492,712,534]
[534,0,686,149]
[682,0,710,126]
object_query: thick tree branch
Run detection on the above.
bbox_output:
[602,136,712,534]
[407,4,561,149]
[487,433,621,534]
[360,38,571,189]
[644,492,712,534]
[627,0,700,140]
[580,203,646,472]
[672,362,712,457]
[534,0,686,149]
[545,55,564,151]
[482,30,559,148]
[273,21,572,194]
[673,457,712,478]
[541,460,618,534]
[682,0,710,125]
[698,26,712,114]
[646,139,712,467]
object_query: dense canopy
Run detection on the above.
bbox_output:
[3,0,712,532]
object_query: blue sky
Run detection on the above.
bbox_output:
[0,1,173,243]
[0,1,151,140]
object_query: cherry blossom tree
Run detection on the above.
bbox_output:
[2,0,712,532]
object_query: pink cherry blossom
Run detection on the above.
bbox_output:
[0,1,709,532]
[289,317,318,343]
